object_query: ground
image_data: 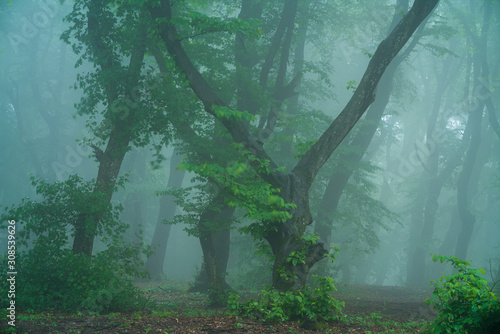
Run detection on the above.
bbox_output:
[2,283,436,334]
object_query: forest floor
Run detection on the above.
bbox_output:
[4,282,436,334]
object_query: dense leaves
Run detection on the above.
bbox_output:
[0,175,147,312]
[425,255,500,334]
[228,276,344,324]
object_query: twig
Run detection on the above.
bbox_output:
[488,259,499,292]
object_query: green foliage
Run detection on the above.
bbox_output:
[172,10,262,39]
[0,244,145,312]
[212,106,256,122]
[4,175,125,248]
[227,276,344,323]
[294,139,318,159]
[425,255,500,334]
[0,175,147,312]
[174,144,295,238]
[346,80,358,91]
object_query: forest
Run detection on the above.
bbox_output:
[0,0,499,333]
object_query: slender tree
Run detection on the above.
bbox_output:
[63,1,148,257]
[146,147,185,280]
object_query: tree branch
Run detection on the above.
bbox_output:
[259,0,298,88]
[293,0,439,185]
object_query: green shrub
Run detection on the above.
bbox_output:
[0,175,148,312]
[227,276,344,323]
[425,255,500,334]
[1,241,146,312]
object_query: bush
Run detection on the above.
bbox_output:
[227,276,344,323]
[0,175,148,312]
[425,255,500,334]
[0,241,147,312]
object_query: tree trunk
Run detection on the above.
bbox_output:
[122,150,147,244]
[146,147,185,280]
[406,184,426,286]
[264,178,327,291]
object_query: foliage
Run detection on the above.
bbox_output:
[170,144,295,238]
[0,244,146,312]
[212,106,256,122]
[227,276,344,323]
[424,255,500,334]
[0,175,148,312]
[171,10,262,39]
[3,175,126,248]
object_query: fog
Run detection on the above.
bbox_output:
[0,0,499,315]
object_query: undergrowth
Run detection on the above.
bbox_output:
[424,255,500,334]
[227,276,344,323]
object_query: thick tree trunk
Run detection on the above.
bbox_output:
[190,225,232,293]
[264,178,327,291]
[146,148,185,280]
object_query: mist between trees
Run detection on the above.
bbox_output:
[0,0,499,318]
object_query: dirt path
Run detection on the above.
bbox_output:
[4,285,435,333]
[334,284,437,322]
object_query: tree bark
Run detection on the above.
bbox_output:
[122,150,148,245]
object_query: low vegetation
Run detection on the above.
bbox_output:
[424,255,500,334]
[3,257,498,333]
[227,276,344,327]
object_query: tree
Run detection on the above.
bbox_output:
[146,147,185,280]
[147,0,440,291]
[406,39,463,287]
[449,0,493,261]
[62,1,149,258]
